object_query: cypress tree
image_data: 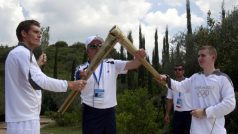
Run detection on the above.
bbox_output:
[186,0,192,34]
[153,29,159,71]
[71,59,76,81]
[185,0,195,76]
[127,31,135,89]
[120,45,126,83]
[138,25,146,87]
[221,0,225,21]
[147,56,152,94]
[53,44,58,78]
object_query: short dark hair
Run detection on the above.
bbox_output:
[174,64,184,69]
[16,20,40,42]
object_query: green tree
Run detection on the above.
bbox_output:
[117,89,162,134]
[152,29,160,71]
[171,32,186,66]
[53,44,58,78]
[41,26,50,51]
[186,0,192,34]
[71,59,76,81]
[33,26,50,60]
[126,31,136,89]
[221,0,226,21]
[146,56,153,94]
[53,41,68,78]
[138,25,146,87]
[207,10,215,32]
[170,48,175,75]
[185,0,196,76]
[120,45,126,83]
[162,26,170,74]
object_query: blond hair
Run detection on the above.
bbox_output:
[199,45,217,59]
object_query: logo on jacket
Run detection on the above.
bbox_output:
[195,86,214,98]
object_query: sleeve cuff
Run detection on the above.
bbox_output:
[205,107,216,118]
[75,70,81,80]
[63,80,68,92]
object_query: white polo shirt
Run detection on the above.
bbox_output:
[166,78,192,112]
[75,59,128,109]
[5,45,68,122]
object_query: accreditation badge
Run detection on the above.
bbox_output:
[94,88,105,103]
[176,98,182,108]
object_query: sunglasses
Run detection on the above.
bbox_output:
[174,68,183,71]
[88,44,102,49]
[198,54,206,58]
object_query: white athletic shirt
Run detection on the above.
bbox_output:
[75,59,128,109]
[167,78,192,111]
[5,45,68,122]
[169,71,236,134]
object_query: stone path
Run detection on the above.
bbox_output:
[0,116,54,134]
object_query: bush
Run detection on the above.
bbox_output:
[45,106,82,127]
[225,92,238,133]
[116,88,163,134]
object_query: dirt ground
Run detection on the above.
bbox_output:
[0,116,54,134]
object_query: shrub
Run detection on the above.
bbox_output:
[116,88,163,134]
[45,106,82,127]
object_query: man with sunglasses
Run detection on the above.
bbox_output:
[5,20,86,134]
[158,45,236,134]
[164,64,192,134]
[75,35,146,134]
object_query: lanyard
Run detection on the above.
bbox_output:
[93,62,103,85]
[178,92,181,97]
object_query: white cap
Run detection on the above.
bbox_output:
[85,35,104,48]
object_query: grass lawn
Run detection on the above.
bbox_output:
[41,125,82,134]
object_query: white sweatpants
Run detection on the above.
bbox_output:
[7,119,40,134]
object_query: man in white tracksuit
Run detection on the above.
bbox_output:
[158,45,236,134]
[5,19,86,134]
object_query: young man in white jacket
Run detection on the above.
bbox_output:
[5,19,86,134]
[158,45,236,134]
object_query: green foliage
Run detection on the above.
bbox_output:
[185,33,197,76]
[186,0,192,34]
[0,4,238,133]
[116,88,163,134]
[171,32,186,66]
[39,43,85,112]
[55,41,68,47]
[0,74,4,116]
[126,31,136,89]
[170,7,238,133]
[41,125,82,134]
[207,10,215,31]
[53,44,58,78]
[152,29,160,71]
[225,92,238,133]
[45,107,82,127]
[138,25,146,87]
[119,45,126,83]
[41,26,50,51]
[0,46,13,116]
[162,26,172,75]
